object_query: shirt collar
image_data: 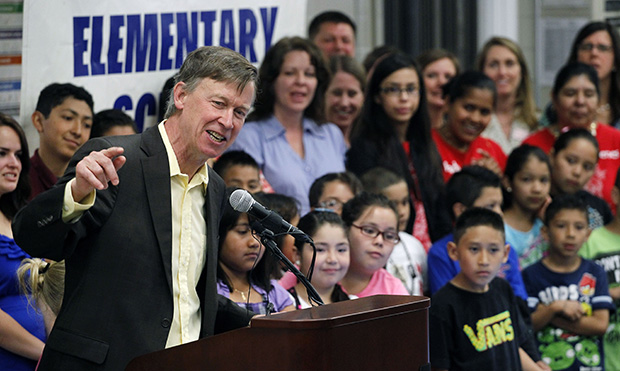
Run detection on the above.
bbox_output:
[158,122,209,190]
[262,115,324,141]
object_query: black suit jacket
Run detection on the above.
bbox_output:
[13,126,252,370]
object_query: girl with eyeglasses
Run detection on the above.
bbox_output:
[339,192,408,297]
[347,51,451,252]
[568,21,620,127]
[361,167,427,295]
[432,71,507,182]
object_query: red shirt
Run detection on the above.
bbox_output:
[432,129,507,182]
[28,149,58,200]
[523,124,620,209]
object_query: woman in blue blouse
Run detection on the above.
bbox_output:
[0,113,46,370]
[229,37,347,214]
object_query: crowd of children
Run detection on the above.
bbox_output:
[8,11,620,371]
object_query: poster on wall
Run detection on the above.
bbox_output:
[20,0,306,149]
[0,1,23,117]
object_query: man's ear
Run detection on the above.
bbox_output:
[31,111,45,133]
[447,241,459,262]
[452,202,467,219]
[172,82,188,111]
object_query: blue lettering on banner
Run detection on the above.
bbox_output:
[108,15,124,74]
[73,7,278,77]
[219,10,235,51]
[135,94,156,132]
[73,17,90,76]
[113,95,133,114]
[125,14,158,73]
[113,93,156,132]
[175,12,198,69]
[160,13,174,71]
[260,7,277,55]
[239,9,257,62]
[91,16,105,75]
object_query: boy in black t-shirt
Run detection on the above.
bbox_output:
[430,208,546,371]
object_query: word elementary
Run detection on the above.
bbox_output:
[73,7,278,77]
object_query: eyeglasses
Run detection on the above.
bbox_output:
[351,224,400,244]
[578,43,613,53]
[318,198,345,211]
[379,85,420,97]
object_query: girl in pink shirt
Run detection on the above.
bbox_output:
[340,192,408,297]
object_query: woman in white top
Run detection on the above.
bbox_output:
[477,37,539,153]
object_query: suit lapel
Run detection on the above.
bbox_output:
[200,168,224,335]
[141,128,174,293]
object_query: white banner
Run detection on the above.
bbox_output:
[20,0,306,149]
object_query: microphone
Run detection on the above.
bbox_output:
[229,189,311,242]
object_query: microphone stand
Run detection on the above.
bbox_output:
[251,221,324,306]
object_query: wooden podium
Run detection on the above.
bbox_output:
[126,295,430,371]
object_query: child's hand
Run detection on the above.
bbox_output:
[536,196,552,221]
[472,149,502,177]
[559,300,585,321]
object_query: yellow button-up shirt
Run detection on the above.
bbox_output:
[159,123,208,347]
[62,122,210,348]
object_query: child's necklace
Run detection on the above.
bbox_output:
[234,288,248,301]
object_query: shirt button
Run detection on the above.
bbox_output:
[161,318,171,328]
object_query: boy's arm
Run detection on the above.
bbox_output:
[609,286,620,300]
[551,308,609,336]
[519,348,550,371]
[530,301,576,332]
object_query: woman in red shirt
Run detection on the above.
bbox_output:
[523,62,620,209]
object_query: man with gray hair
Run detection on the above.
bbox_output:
[13,46,258,370]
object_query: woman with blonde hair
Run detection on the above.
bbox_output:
[477,36,539,153]
[17,259,65,337]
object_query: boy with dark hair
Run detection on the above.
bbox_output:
[308,171,362,215]
[430,208,540,370]
[427,166,526,299]
[213,150,262,194]
[90,109,138,138]
[30,83,94,198]
[580,167,620,370]
[308,10,356,57]
[523,195,613,370]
